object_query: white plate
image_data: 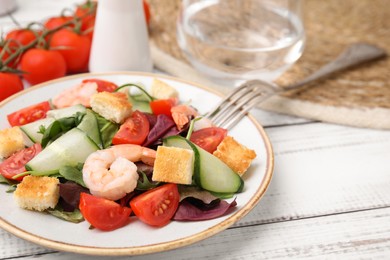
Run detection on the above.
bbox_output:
[0,72,274,256]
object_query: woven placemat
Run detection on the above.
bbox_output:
[147,0,390,129]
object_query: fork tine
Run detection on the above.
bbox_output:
[205,80,259,119]
[205,79,279,129]
[215,89,270,129]
[221,93,271,129]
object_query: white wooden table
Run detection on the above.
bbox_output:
[1,1,390,259]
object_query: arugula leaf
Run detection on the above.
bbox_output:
[47,206,84,223]
[94,112,119,148]
[136,171,160,190]
[59,165,86,187]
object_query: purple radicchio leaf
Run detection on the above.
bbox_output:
[143,113,158,128]
[143,114,176,147]
[173,197,237,221]
[59,181,89,212]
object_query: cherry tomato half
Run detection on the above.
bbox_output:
[0,73,24,102]
[82,78,118,92]
[49,29,91,74]
[79,193,132,231]
[130,183,180,227]
[112,111,150,145]
[20,48,67,85]
[190,127,227,153]
[7,101,51,127]
[150,99,176,117]
[0,143,42,181]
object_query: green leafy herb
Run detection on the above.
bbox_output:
[59,165,86,187]
[40,112,85,148]
[116,83,154,113]
[94,112,119,148]
[136,171,160,190]
[47,206,84,223]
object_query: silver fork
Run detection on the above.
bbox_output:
[205,43,386,129]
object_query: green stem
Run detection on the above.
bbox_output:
[116,83,155,101]
[186,117,202,140]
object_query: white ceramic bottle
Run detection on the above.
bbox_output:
[89,0,153,72]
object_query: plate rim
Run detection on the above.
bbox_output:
[0,71,274,256]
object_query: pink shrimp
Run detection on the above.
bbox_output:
[82,144,156,200]
[52,82,98,108]
[171,104,199,130]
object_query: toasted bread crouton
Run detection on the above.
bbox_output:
[90,91,132,123]
[152,146,194,184]
[14,176,60,212]
[213,136,256,175]
[150,78,179,100]
[0,127,25,159]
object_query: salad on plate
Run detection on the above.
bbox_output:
[0,77,257,231]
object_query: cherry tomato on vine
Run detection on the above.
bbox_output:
[5,29,37,47]
[190,127,227,153]
[79,193,132,231]
[130,183,180,227]
[0,73,23,102]
[75,2,96,41]
[20,48,67,85]
[7,101,51,126]
[0,143,42,181]
[49,29,91,74]
[143,0,151,26]
[44,16,74,30]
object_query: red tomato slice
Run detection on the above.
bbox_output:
[190,127,227,153]
[7,101,51,127]
[82,79,118,92]
[150,99,176,117]
[130,183,180,227]
[112,111,149,145]
[0,143,42,181]
[79,193,132,231]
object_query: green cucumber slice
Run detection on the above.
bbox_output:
[77,109,102,148]
[20,117,55,143]
[163,135,243,193]
[26,128,99,172]
[46,104,86,119]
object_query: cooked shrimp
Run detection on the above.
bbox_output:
[171,104,198,130]
[52,82,98,108]
[82,144,156,200]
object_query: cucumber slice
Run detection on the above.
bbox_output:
[46,104,86,119]
[77,109,102,148]
[163,136,243,193]
[26,128,99,172]
[20,117,55,143]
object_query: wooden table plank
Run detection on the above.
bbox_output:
[7,207,390,260]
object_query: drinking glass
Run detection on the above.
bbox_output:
[177,0,305,86]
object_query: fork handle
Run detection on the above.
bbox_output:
[284,43,387,91]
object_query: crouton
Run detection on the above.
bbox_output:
[14,176,60,212]
[90,91,132,123]
[0,127,25,159]
[213,136,256,175]
[152,146,194,185]
[150,78,179,100]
